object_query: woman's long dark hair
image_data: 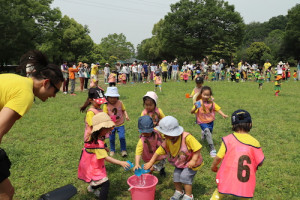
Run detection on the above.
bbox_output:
[19,50,63,84]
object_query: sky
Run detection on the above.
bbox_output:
[51,0,299,48]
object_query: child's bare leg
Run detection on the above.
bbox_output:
[183,184,192,196]
[174,182,183,192]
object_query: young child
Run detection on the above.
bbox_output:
[258,72,264,89]
[141,91,165,126]
[103,87,130,157]
[190,77,204,99]
[247,69,253,81]
[144,116,203,200]
[191,86,228,157]
[133,116,166,176]
[210,109,264,200]
[183,69,189,83]
[220,70,225,81]
[266,70,271,82]
[235,71,240,83]
[293,70,297,81]
[154,72,162,92]
[78,112,131,199]
[108,71,117,87]
[121,72,127,84]
[195,70,201,79]
[179,70,184,81]
[274,75,282,96]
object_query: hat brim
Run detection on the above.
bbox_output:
[155,125,183,137]
[139,127,154,133]
[94,98,107,105]
[92,120,115,133]
[104,93,120,97]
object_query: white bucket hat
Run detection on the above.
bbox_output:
[156,116,183,137]
[143,91,158,104]
[105,87,120,97]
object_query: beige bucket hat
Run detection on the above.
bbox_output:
[92,112,115,133]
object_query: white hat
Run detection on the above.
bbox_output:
[156,116,183,137]
[278,61,283,65]
[105,87,120,97]
[143,91,158,104]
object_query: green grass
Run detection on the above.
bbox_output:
[2,77,300,200]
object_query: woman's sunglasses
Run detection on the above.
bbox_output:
[49,80,60,94]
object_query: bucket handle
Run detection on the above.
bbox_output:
[128,186,134,191]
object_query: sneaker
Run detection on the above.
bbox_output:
[170,190,184,200]
[109,151,115,156]
[210,150,217,158]
[182,194,194,200]
[63,92,67,94]
[159,167,166,177]
[87,185,100,197]
[121,151,127,157]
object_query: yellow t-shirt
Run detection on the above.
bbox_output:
[156,134,202,170]
[91,65,99,76]
[0,74,34,116]
[86,149,108,159]
[140,108,165,119]
[161,63,168,72]
[217,132,261,159]
[264,62,271,71]
[86,110,95,126]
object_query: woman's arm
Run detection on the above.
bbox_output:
[0,108,21,143]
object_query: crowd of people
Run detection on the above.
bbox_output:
[1,50,299,200]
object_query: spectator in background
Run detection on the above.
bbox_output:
[69,62,80,95]
[83,63,90,90]
[61,61,69,94]
[161,60,168,82]
[90,63,99,85]
[104,63,110,83]
[150,63,157,81]
[297,60,300,81]
[142,62,149,83]
[172,61,179,81]
[78,62,85,92]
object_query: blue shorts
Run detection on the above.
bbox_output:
[199,121,214,133]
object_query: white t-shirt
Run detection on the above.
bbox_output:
[137,65,142,73]
[150,65,157,72]
[132,65,138,73]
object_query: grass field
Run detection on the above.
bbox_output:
[2,76,300,200]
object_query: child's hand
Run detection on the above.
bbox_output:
[121,161,131,170]
[187,160,196,168]
[143,162,152,170]
[133,164,141,172]
[211,165,218,172]
[126,116,130,121]
[222,114,228,119]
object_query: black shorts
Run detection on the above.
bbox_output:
[0,148,11,183]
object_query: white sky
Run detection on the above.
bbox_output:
[51,0,299,48]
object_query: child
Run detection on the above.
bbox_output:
[189,77,204,99]
[144,116,203,200]
[154,72,162,92]
[247,69,253,81]
[141,91,165,126]
[258,72,264,89]
[210,109,264,200]
[220,70,225,81]
[191,86,228,157]
[293,70,297,81]
[118,73,123,84]
[195,70,201,79]
[133,116,166,176]
[211,70,216,81]
[121,72,127,84]
[266,70,271,82]
[235,71,240,83]
[78,112,131,199]
[103,87,130,157]
[179,70,184,81]
[108,71,117,87]
[274,75,282,96]
[183,69,189,83]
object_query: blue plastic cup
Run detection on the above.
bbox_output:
[125,161,134,171]
[134,168,142,177]
[142,164,150,174]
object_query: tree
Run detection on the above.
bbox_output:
[246,42,271,65]
[100,33,135,61]
[264,29,284,61]
[58,16,94,62]
[0,0,58,65]
[283,4,300,60]
[156,0,244,60]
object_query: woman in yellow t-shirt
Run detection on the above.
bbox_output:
[0,50,64,200]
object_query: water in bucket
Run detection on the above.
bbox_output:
[127,174,158,200]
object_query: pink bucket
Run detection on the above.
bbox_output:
[127,174,158,200]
